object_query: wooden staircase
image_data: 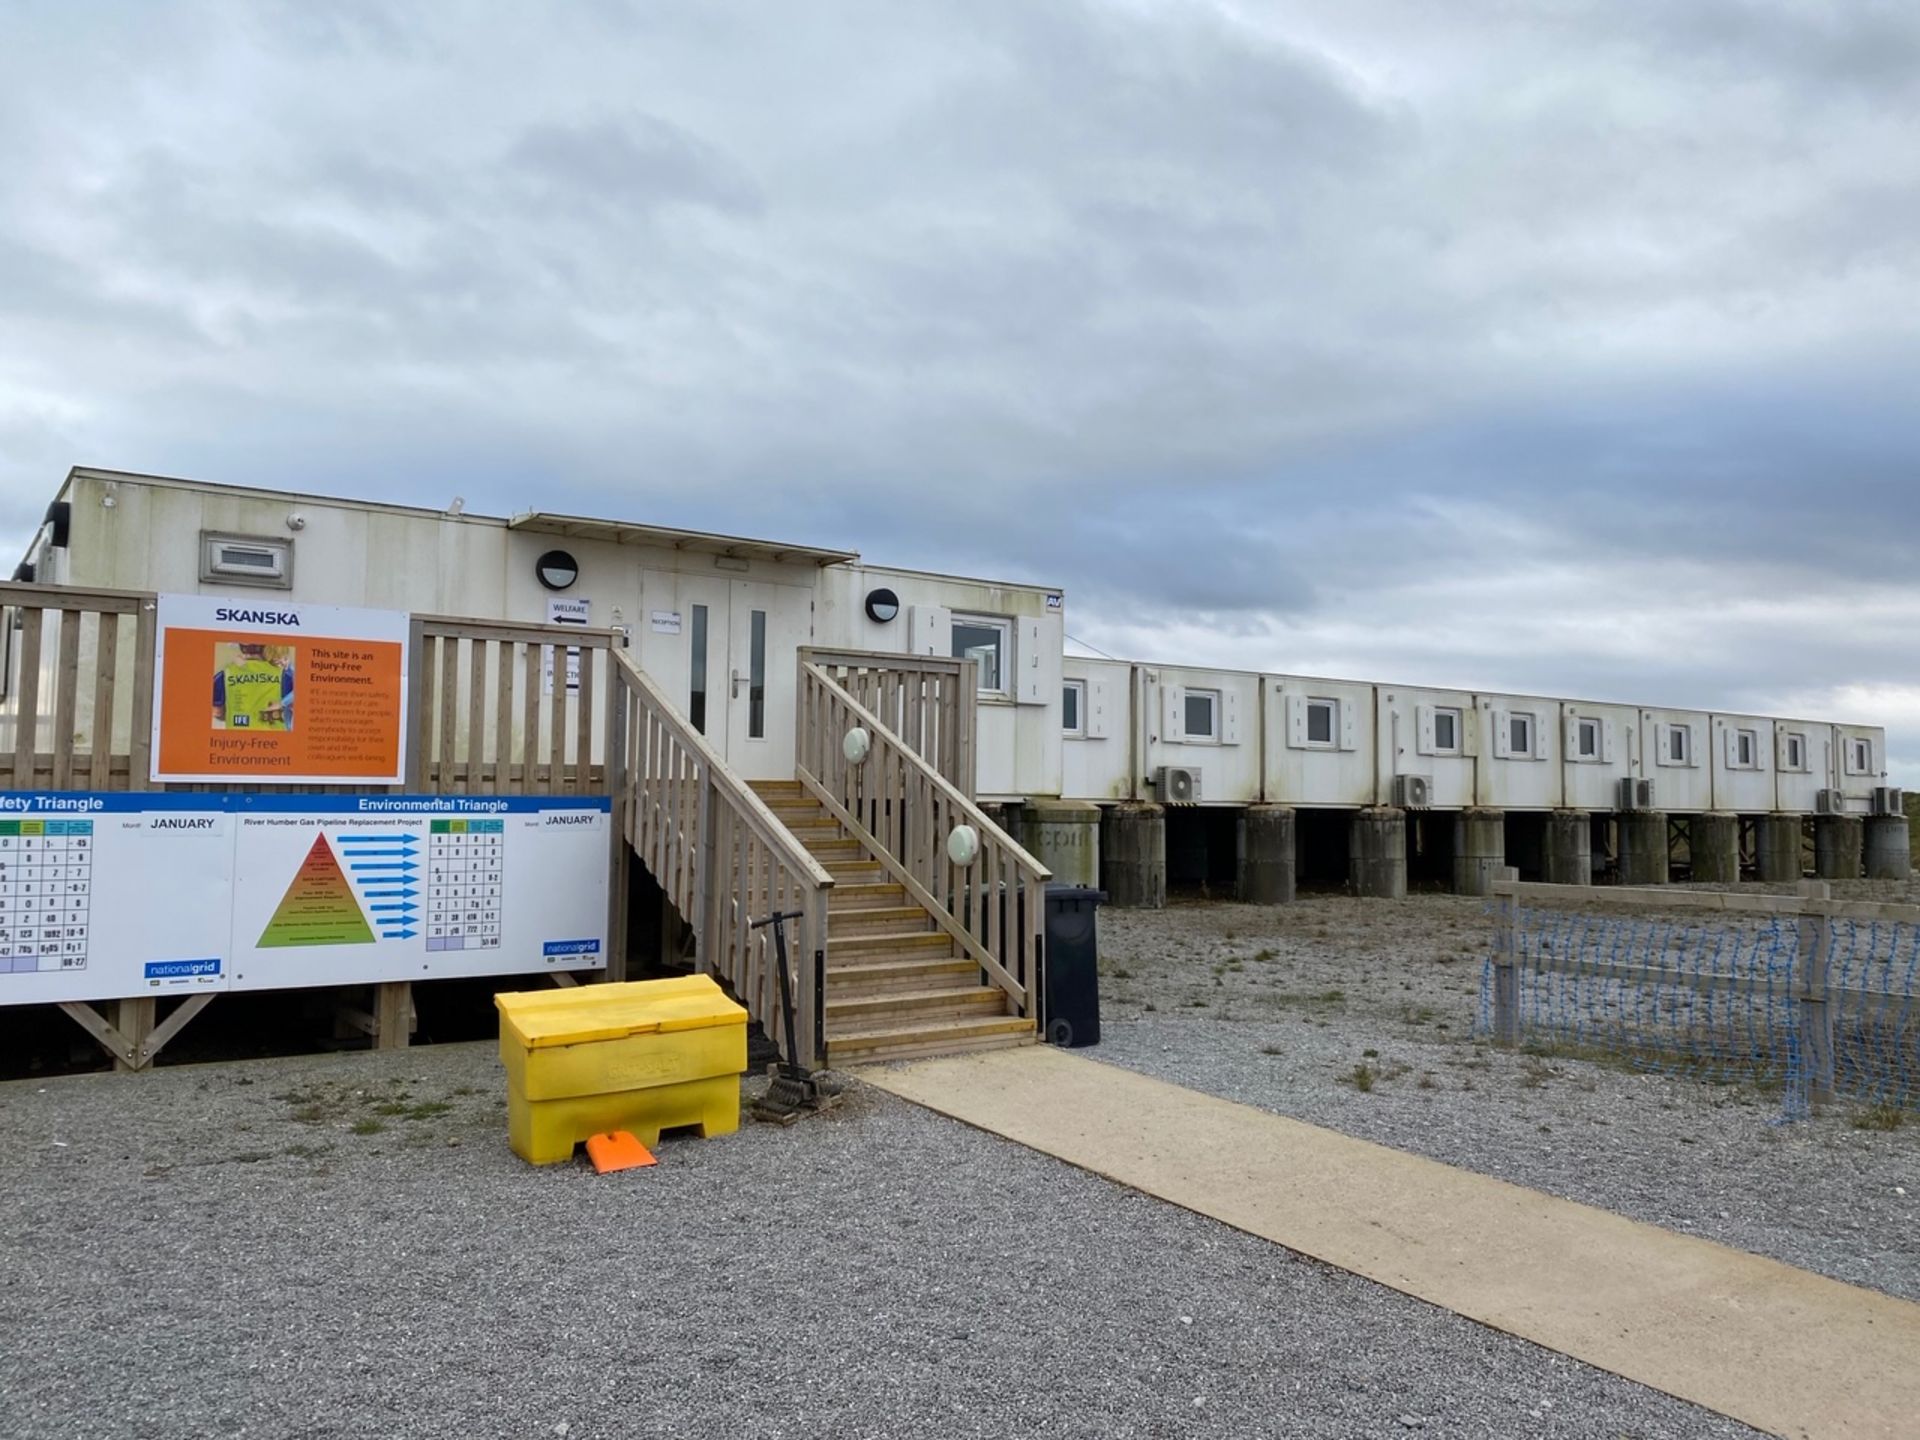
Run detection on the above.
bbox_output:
[750,780,1035,1065]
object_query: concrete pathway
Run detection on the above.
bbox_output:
[862,1045,1920,1440]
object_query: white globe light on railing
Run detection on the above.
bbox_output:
[843,726,872,765]
[947,824,980,867]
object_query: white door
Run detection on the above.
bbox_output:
[635,572,812,776]
[723,579,812,780]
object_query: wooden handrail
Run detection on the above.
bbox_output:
[799,646,978,800]
[797,659,1049,1017]
[612,650,833,1066]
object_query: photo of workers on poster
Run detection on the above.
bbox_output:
[212,642,296,732]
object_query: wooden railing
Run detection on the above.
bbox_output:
[0,582,155,791]
[800,647,978,800]
[613,650,834,1065]
[797,659,1049,1017]
[408,615,617,795]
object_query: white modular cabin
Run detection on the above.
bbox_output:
[14,468,1068,791]
[1138,664,1263,806]
[1707,714,1777,815]
[1472,693,1562,810]
[1061,656,1134,802]
[814,564,1065,802]
[1264,674,1376,808]
[1835,723,1889,813]
[1559,699,1638,813]
[1638,707,1715,813]
[1374,685,1478,810]
[1770,720,1827,815]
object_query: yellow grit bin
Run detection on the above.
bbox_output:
[495,975,747,1165]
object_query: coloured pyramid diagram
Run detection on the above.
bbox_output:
[258,833,377,948]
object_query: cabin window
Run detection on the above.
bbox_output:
[951,614,1010,696]
[1510,713,1534,758]
[1062,680,1085,737]
[1306,698,1336,746]
[1577,718,1600,760]
[1737,730,1757,768]
[747,609,767,739]
[1786,733,1806,771]
[688,604,709,734]
[1184,689,1220,742]
[1669,725,1690,765]
[1852,738,1873,774]
[1432,707,1460,754]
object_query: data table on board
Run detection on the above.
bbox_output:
[0,819,93,975]
[426,818,504,953]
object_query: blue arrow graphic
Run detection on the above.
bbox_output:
[381,928,418,940]
[336,846,412,858]
[371,902,418,914]
[349,859,418,873]
[336,835,418,846]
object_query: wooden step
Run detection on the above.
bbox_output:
[750,780,804,795]
[828,882,908,911]
[827,986,1008,1027]
[827,1015,1036,1066]
[828,905,932,936]
[830,931,956,960]
[804,840,868,863]
[825,956,978,995]
[826,859,886,881]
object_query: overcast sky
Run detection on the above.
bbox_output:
[2,1,1916,776]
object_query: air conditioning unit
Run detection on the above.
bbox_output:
[1872,786,1905,817]
[1814,789,1846,816]
[1153,766,1201,804]
[1616,777,1655,812]
[1391,774,1433,809]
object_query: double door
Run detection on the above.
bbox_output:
[635,572,811,780]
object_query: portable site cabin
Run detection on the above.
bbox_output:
[1060,656,1131,802]
[1375,685,1479,811]
[1263,674,1377,808]
[1557,699,1639,813]
[15,468,1067,799]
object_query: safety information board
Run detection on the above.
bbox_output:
[152,594,410,785]
[0,793,610,1004]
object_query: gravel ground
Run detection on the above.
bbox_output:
[1093,896,1920,1303]
[0,1043,1767,1440]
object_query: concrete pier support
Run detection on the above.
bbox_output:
[1024,800,1101,889]
[1452,809,1506,896]
[1350,807,1408,899]
[1237,805,1297,905]
[1755,815,1803,884]
[1690,812,1741,885]
[1864,815,1912,880]
[1618,810,1669,886]
[1815,815,1864,882]
[1542,810,1593,887]
[1101,803,1166,908]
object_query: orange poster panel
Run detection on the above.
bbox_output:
[151,597,410,783]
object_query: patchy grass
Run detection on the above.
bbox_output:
[1259,1044,1284,1056]
[1854,1103,1907,1132]
[1341,1062,1376,1094]
[349,1118,386,1137]
[281,1141,333,1160]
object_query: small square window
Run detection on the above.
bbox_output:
[1669,725,1689,765]
[1510,714,1533,757]
[1062,681,1085,737]
[951,615,1010,696]
[1185,689,1219,741]
[1306,698,1336,746]
[1577,718,1600,759]
[1433,708,1461,754]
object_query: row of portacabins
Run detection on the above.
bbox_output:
[1061,658,1892,817]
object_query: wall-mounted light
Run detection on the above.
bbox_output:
[843,727,872,765]
[534,549,579,591]
[864,587,900,624]
[947,824,979,867]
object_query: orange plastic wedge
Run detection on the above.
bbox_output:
[585,1131,656,1174]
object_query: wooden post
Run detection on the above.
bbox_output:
[1796,881,1834,1105]
[1493,867,1521,1047]
[373,982,412,1050]
[113,996,156,1073]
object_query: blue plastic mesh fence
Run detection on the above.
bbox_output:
[1477,902,1920,1121]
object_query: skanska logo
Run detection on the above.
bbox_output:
[214,608,301,626]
